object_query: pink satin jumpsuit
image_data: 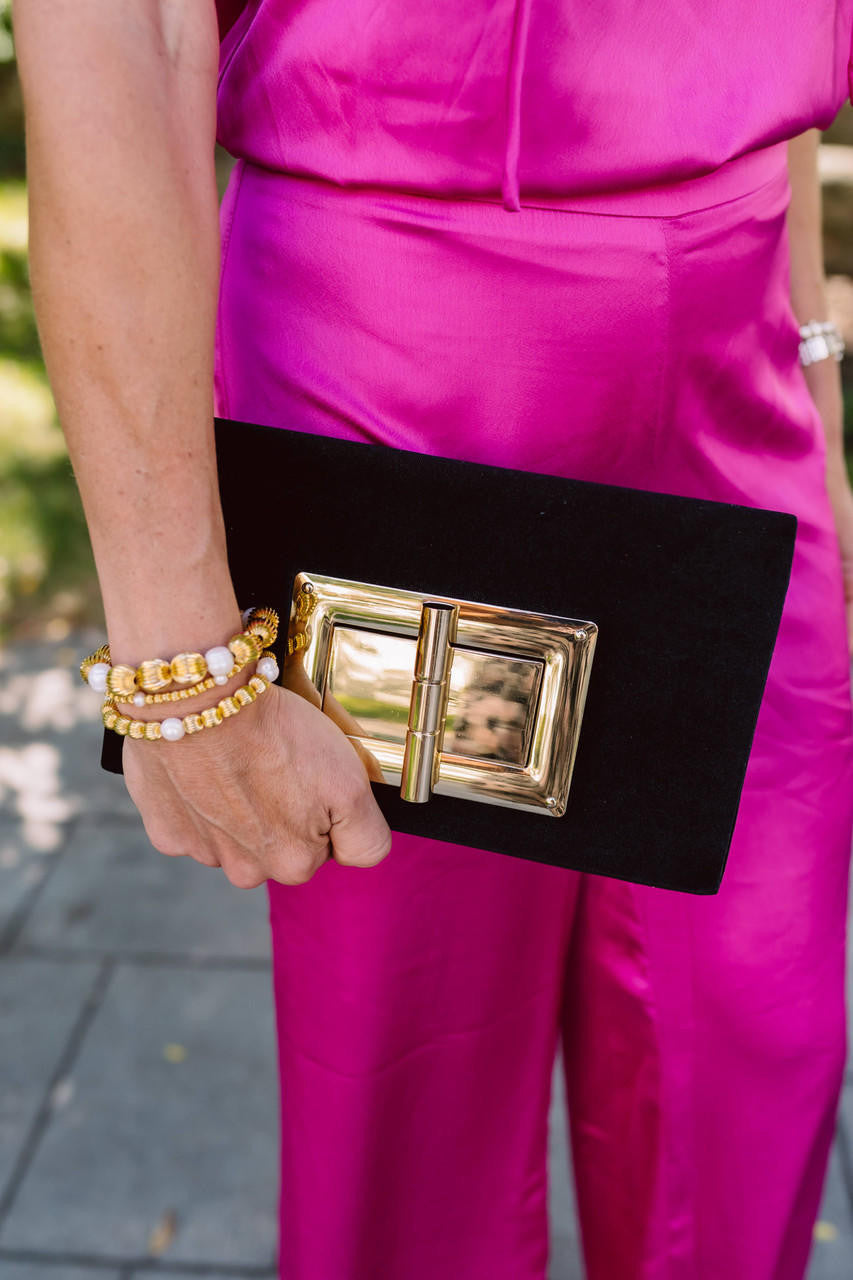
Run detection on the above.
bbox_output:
[212,3,853,1276]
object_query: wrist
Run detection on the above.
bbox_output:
[103,565,242,667]
[91,478,238,660]
[800,354,845,457]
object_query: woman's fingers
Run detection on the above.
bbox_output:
[329,772,393,868]
[124,746,222,867]
[119,684,393,888]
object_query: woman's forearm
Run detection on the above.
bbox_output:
[786,130,827,321]
[785,127,845,467]
[15,0,241,663]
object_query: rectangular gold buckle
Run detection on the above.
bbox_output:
[283,573,597,817]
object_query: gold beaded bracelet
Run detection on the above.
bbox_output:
[109,633,310,709]
[80,606,280,698]
[114,674,224,707]
[102,672,272,742]
[113,648,287,707]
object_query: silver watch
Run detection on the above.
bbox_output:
[798,320,845,367]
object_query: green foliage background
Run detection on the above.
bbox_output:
[0,5,100,643]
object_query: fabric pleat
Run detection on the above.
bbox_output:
[501,0,532,211]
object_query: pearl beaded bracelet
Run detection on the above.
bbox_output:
[112,650,282,707]
[80,607,280,699]
[106,634,306,709]
[102,671,273,742]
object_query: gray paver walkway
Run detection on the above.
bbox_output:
[1,637,851,1277]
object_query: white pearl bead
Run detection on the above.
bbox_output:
[161,717,185,742]
[204,645,233,677]
[257,656,280,682]
[214,674,228,686]
[241,607,254,626]
[133,692,146,707]
[87,662,109,692]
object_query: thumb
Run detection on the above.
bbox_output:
[329,781,393,868]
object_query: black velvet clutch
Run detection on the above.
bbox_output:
[101,416,797,895]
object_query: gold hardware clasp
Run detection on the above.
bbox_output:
[400,602,459,803]
[283,573,597,817]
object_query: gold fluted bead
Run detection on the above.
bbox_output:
[248,674,268,696]
[182,676,217,699]
[285,632,308,656]
[233,684,256,707]
[105,665,138,697]
[182,712,205,734]
[137,659,173,693]
[144,721,162,741]
[152,676,217,704]
[295,587,315,620]
[178,676,218,700]
[201,705,224,729]
[171,651,207,685]
[115,676,218,707]
[246,618,276,648]
[80,644,110,683]
[113,715,132,737]
[102,704,119,730]
[218,695,242,718]
[150,686,176,704]
[228,632,262,665]
[128,720,146,740]
[247,605,280,639]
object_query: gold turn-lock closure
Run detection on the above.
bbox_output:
[283,573,597,817]
[400,601,458,804]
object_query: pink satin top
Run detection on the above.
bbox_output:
[215,1,853,211]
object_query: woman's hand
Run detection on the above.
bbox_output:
[122,684,393,889]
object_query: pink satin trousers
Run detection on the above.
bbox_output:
[213,146,853,1279]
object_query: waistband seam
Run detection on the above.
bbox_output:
[235,142,789,222]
